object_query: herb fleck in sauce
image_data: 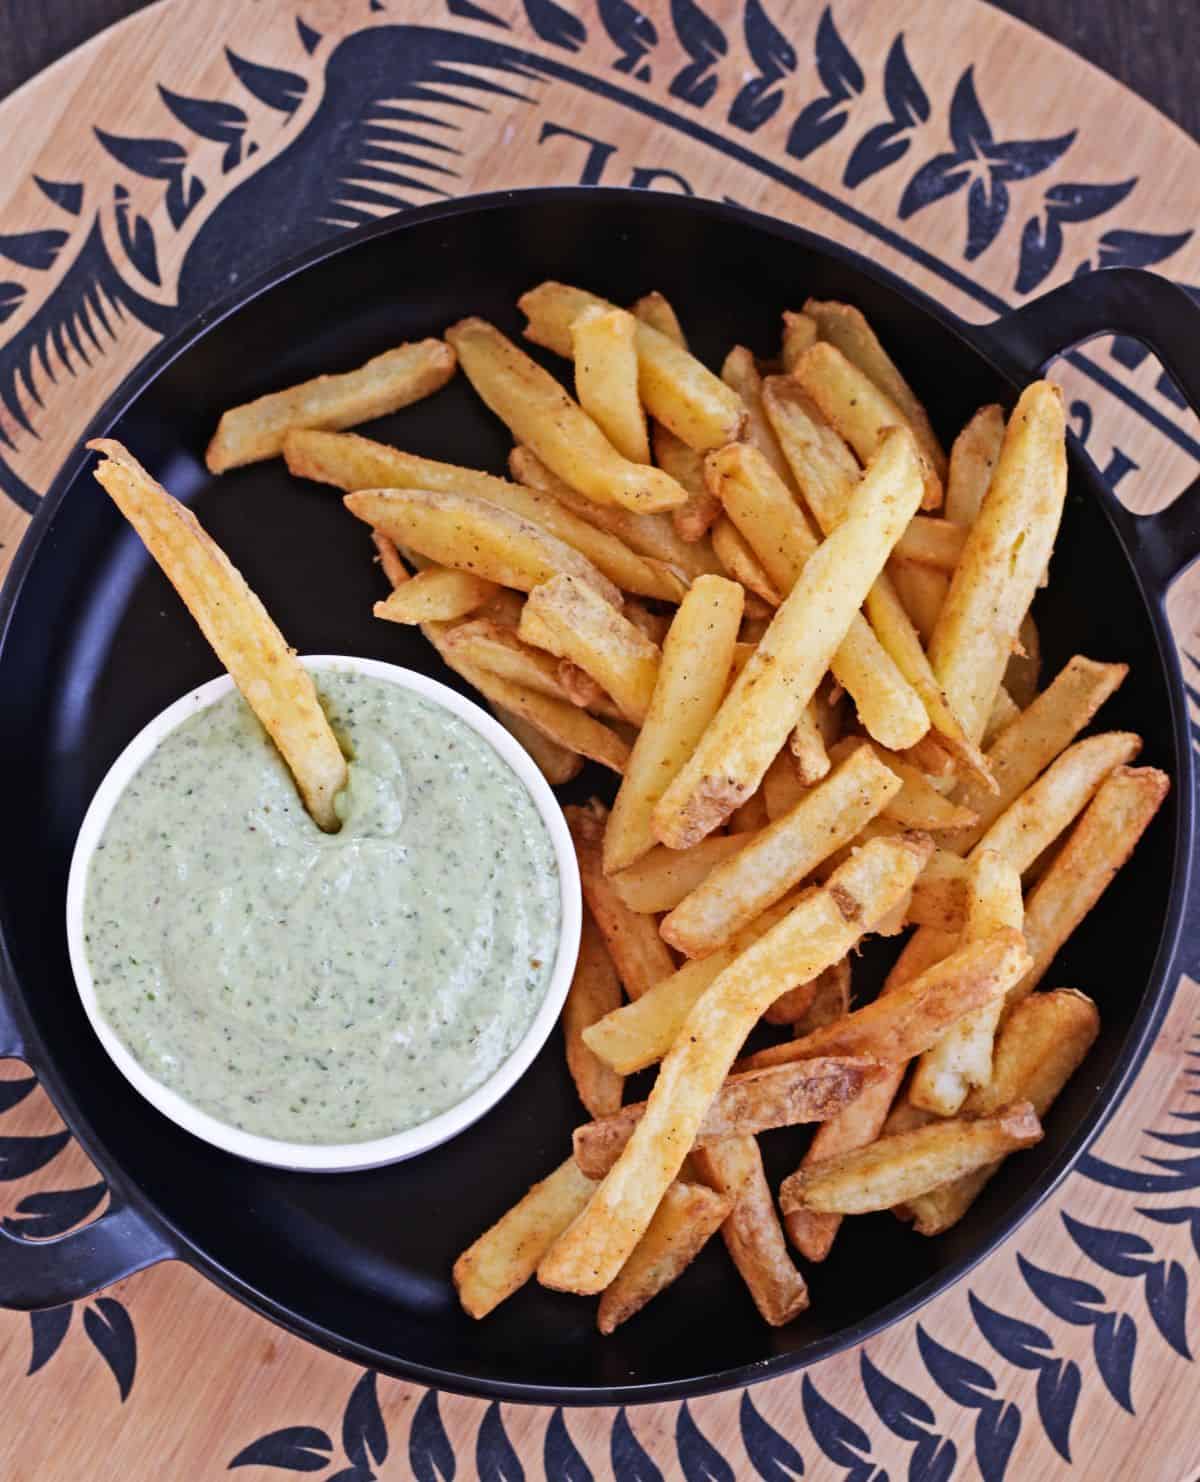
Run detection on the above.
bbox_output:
[84,671,560,1143]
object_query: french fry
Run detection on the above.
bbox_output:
[206,339,456,473]
[654,429,926,849]
[729,786,770,833]
[372,530,410,588]
[762,748,810,821]
[901,989,1099,1234]
[945,404,1005,528]
[1015,766,1169,1001]
[780,310,818,373]
[344,487,623,606]
[825,739,977,833]
[661,743,902,958]
[693,1137,809,1325]
[721,346,796,488]
[443,618,601,707]
[981,685,1022,748]
[892,516,965,571]
[564,913,625,1119]
[780,1102,1041,1214]
[538,834,930,1294]
[928,381,1067,743]
[654,422,722,542]
[596,1180,732,1333]
[762,374,860,528]
[572,305,650,464]
[573,1056,877,1178]
[632,290,687,347]
[519,282,745,451]
[446,317,687,513]
[775,956,851,1031]
[905,848,969,930]
[887,560,947,644]
[454,1156,598,1318]
[909,850,1023,1115]
[603,575,743,874]
[569,802,676,1000]
[741,928,1030,1073]
[711,515,783,606]
[789,705,832,785]
[520,575,661,725]
[90,439,348,831]
[584,946,737,1076]
[804,298,948,480]
[374,565,498,624]
[287,430,688,602]
[794,342,943,509]
[491,705,583,785]
[612,834,754,913]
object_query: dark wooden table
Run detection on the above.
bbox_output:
[2,0,1196,138]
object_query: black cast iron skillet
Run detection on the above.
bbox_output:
[1,190,1199,1405]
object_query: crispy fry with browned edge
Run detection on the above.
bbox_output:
[374,567,499,625]
[781,1102,1041,1214]
[519,282,745,451]
[91,439,347,831]
[780,310,818,373]
[572,305,650,464]
[710,515,783,605]
[721,345,796,487]
[596,1180,732,1333]
[945,403,1005,529]
[654,422,721,542]
[928,381,1067,743]
[454,1157,598,1318]
[446,317,687,513]
[632,291,687,347]
[762,374,860,525]
[568,802,676,1001]
[612,834,753,913]
[206,339,456,473]
[825,738,977,833]
[564,913,625,1119]
[804,298,948,480]
[654,430,926,849]
[573,1056,877,1178]
[491,706,583,785]
[603,575,744,875]
[900,990,1099,1233]
[1015,765,1169,1001]
[662,743,902,958]
[520,575,660,725]
[777,956,851,1031]
[442,618,601,708]
[287,430,687,602]
[538,834,930,1294]
[893,517,965,571]
[794,341,943,509]
[694,1137,809,1325]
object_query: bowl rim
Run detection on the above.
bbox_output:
[63,652,583,1173]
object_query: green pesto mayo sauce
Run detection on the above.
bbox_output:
[83,670,560,1144]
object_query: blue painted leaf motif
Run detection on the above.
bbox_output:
[477,1402,524,1482]
[409,1391,455,1482]
[0,283,25,324]
[113,185,160,287]
[966,175,1007,262]
[0,1074,36,1112]
[972,1287,1059,1360]
[915,1326,1018,1482]
[801,1376,885,1481]
[224,49,307,114]
[1016,180,1137,292]
[739,1391,804,1480]
[33,176,83,215]
[1080,1148,1200,1193]
[861,1353,956,1482]
[229,1426,334,1472]
[843,35,929,188]
[971,1291,1077,1462]
[158,87,250,173]
[545,1409,592,1482]
[1139,1204,1200,1261]
[668,0,728,108]
[728,0,796,134]
[93,130,205,229]
[83,1298,136,1402]
[341,1372,387,1471]
[0,1129,70,1179]
[1092,1310,1137,1413]
[0,231,69,272]
[446,0,511,26]
[522,0,587,52]
[296,17,323,53]
[1144,1261,1191,1359]
[786,7,864,160]
[327,1470,373,1482]
[611,1407,662,1482]
[1097,228,1194,271]
[28,1305,72,1375]
[597,0,657,76]
[1033,1361,1080,1463]
[1016,1254,1106,1326]
[1063,1212,1155,1278]
[4,1180,107,1238]
[677,1403,734,1482]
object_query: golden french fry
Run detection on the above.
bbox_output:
[568,802,676,1000]
[710,515,783,606]
[789,706,832,786]
[454,1156,598,1318]
[584,947,735,1076]
[572,305,651,464]
[372,530,410,588]
[902,989,1099,1234]
[887,560,947,644]
[374,566,499,624]
[928,381,1067,743]
[206,339,456,473]
[603,575,744,875]
[662,743,902,958]
[830,738,977,832]
[762,374,860,528]
[654,429,926,849]
[491,705,583,785]
[905,847,969,930]
[945,403,1005,528]
[538,834,930,1293]
[892,516,966,571]
[520,575,660,725]
[612,833,754,913]
[90,439,347,831]
[596,1180,732,1333]
[446,317,687,513]
[721,346,796,488]
[564,913,625,1119]
[519,282,745,451]
[804,298,948,480]
[443,618,598,707]
[693,1136,809,1325]
[574,1056,876,1179]
[794,342,943,509]
[761,748,810,821]
[780,310,818,373]
[780,1101,1041,1214]
[1005,611,1041,710]
[775,956,851,1031]
[1016,765,1169,1001]
[632,290,687,347]
[654,422,722,542]
[729,786,770,834]
[982,685,1022,748]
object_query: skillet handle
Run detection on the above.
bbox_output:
[985,267,1200,597]
[0,1198,175,1310]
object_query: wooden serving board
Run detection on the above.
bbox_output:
[2,2,1200,1477]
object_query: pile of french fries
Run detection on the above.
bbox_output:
[197,283,1167,1334]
